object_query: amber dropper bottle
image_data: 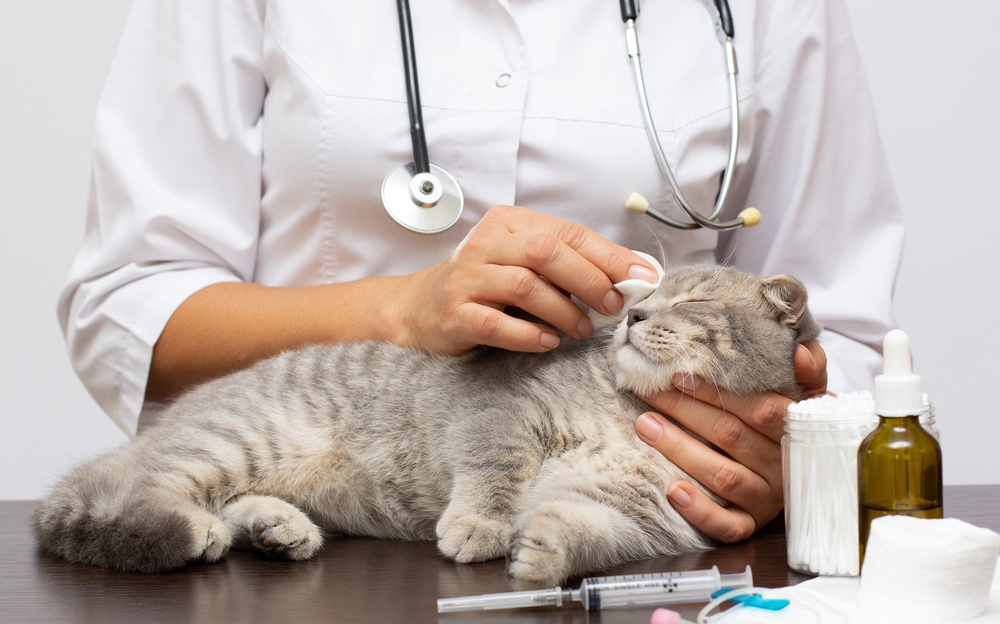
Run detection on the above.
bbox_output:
[857,330,942,566]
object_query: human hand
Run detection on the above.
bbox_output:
[391,205,657,355]
[635,340,828,542]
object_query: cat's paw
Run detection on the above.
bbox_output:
[436,513,509,563]
[247,516,322,560]
[507,514,570,590]
[221,496,323,560]
[189,514,231,563]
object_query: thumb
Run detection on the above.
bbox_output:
[795,340,828,398]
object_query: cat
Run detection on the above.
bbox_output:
[35,264,821,588]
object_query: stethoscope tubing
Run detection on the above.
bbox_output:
[384,0,749,233]
[624,7,745,231]
[395,0,430,175]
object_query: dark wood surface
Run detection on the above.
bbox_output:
[1,485,997,623]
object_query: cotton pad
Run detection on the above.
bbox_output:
[857,515,1000,620]
[583,251,664,331]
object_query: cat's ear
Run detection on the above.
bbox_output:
[761,275,808,327]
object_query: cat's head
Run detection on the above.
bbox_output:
[608,265,822,399]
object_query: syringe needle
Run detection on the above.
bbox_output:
[437,587,569,613]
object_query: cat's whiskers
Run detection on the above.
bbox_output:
[719,227,744,268]
[662,338,731,395]
[634,216,667,271]
[676,338,731,387]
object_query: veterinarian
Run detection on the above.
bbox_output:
[58,0,901,546]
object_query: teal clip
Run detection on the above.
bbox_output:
[710,588,790,611]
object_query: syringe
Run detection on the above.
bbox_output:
[437,565,752,613]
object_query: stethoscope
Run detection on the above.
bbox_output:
[380,0,761,235]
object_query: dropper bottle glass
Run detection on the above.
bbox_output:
[857,330,942,566]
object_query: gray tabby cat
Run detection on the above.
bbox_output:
[36,265,820,588]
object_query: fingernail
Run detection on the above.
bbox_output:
[799,344,816,368]
[667,483,692,508]
[540,332,559,349]
[671,373,701,392]
[603,289,624,314]
[628,264,658,283]
[636,414,663,443]
[576,315,593,338]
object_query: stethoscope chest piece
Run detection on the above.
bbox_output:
[381,162,464,234]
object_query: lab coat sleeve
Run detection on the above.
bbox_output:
[57,0,267,435]
[720,0,903,393]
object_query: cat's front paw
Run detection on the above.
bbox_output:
[221,496,323,560]
[189,514,231,564]
[507,514,570,590]
[436,512,509,563]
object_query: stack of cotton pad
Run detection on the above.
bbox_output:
[858,516,1000,620]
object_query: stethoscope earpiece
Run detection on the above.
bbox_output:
[625,192,760,229]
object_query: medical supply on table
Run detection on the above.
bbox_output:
[437,566,752,613]
[651,607,685,624]
[782,392,878,576]
[857,330,942,565]
[381,0,760,234]
[690,557,1000,623]
[695,589,794,623]
[857,516,1000,621]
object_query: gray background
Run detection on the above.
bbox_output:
[2,1,997,500]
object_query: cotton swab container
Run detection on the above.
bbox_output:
[782,392,878,576]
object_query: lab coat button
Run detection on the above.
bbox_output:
[495,73,513,88]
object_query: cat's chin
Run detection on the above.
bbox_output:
[609,343,678,398]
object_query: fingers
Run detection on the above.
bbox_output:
[795,340,828,398]
[664,376,791,443]
[664,341,830,440]
[635,410,782,541]
[467,265,592,340]
[486,206,657,314]
[636,410,776,507]
[453,302,561,352]
[630,329,831,546]
[641,389,778,477]
[665,481,757,544]
[400,205,658,355]
[486,231,621,316]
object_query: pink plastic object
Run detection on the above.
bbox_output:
[650,607,682,624]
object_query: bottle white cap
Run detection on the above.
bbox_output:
[874,330,923,416]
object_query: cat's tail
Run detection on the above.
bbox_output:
[34,448,227,573]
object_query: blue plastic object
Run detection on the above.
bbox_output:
[711,589,790,611]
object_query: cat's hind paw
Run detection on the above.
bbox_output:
[221,495,323,560]
[436,513,509,563]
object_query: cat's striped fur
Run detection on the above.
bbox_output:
[35,265,820,587]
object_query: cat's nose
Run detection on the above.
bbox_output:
[627,309,646,327]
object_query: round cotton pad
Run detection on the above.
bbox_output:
[858,516,1000,620]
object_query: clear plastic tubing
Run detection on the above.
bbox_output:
[437,566,752,613]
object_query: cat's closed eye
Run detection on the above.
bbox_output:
[670,298,712,306]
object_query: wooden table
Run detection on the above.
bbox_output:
[2,485,997,623]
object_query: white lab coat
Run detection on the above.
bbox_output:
[59,0,902,435]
